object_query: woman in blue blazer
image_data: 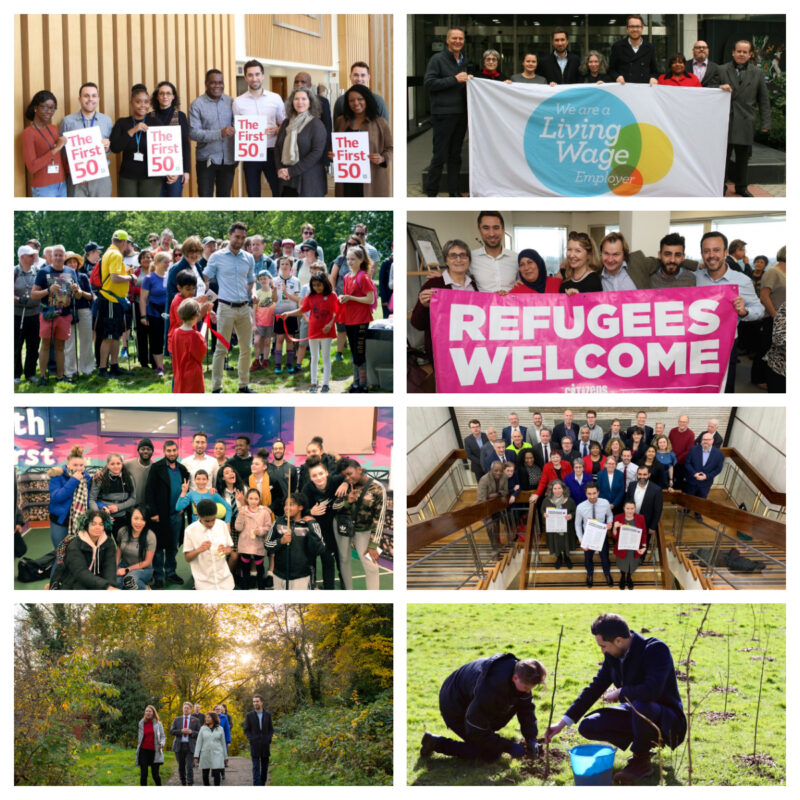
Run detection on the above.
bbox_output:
[597,456,625,515]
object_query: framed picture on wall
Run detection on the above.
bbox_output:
[407,222,444,270]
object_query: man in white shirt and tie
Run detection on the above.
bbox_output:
[578,427,593,459]
[575,483,614,587]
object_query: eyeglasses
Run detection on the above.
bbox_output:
[447,253,470,261]
[38,102,57,110]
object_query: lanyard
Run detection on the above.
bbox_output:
[33,124,59,165]
[81,114,96,128]
[131,118,144,152]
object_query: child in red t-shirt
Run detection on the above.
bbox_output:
[282,272,339,393]
[167,270,214,354]
[338,247,376,393]
[172,298,207,393]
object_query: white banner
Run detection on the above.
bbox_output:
[147,126,183,177]
[63,126,109,184]
[235,115,268,161]
[467,81,730,197]
[332,131,371,183]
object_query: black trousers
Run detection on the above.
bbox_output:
[578,700,684,755]
[196,160,237,197]
[138,748,162,785]
[202,768,222,786]
[318,523,343,590]
[724,343,738,393]
[726,143,750,191]
[243,150,279,197]
[430,699,505,760]
[425,113,468,196]
[584,539,611,579]
[346,323,369,367]
[14,313,39,379]
[174,741,195,785]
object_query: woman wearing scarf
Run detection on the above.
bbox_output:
[509,249,562,295]
[332,85,393,198]
[275,87,327,197]
[473,50,508,81]
[542,479,576,569]
[51,509,119,590]
[47,446,91,578]
[150,81,191,197]
[89,453,136,538]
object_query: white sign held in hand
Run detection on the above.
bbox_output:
[332,131,371,184]
[147,126,183,177]
[64,127,109,184]
[582,518,608,551]
[235,115,268,161]
[617,524,643,552]
[545,507,568,533]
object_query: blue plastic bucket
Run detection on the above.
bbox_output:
[569,744,616,786]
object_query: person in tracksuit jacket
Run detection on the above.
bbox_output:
[420,653,546,761]
[546,613,686,785]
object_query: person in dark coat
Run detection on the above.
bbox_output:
[546,613,686,785]
[378,252,393,318]
[52,510,119,590]
[624,465,664,552]
[609,15,659,84]
[170,702,202,786]
[684,434,725,501]
[243,694,273,785]
[144,440,190,588]
[539,28,582,85]
[274,87,327,197]
[420,653,546,761]
[464,419,490,481]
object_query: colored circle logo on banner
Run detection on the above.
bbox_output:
[523,87,674,196]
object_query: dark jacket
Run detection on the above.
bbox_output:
[170,714,201,753]
[274,117,328,197]
[685,59,721,88]
[625,480,664,533]
[539,51,582,84]
[144,458,190,547]
[565,631,686,748]
[626,425,654,446]
[266,516,326,580]
[464,432,490,477]
[552,422,580,445]
[228,454,253,484]
[297,452,338,492]
[378,256,393,306]
[501,426,528,447]
[609,38,659,83]
[717,61,771,145]
[244,709,273,757]
[685,446,724,494]
[439,653,538,756]
[109,113,160,180]
[424,49,470,115]
[57,533,117,590]
[302,473,346,538]
[151,106,192,173]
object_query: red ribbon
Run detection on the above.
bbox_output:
[204,313,232,351]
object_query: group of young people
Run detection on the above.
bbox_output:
[466,410,725,588]
[15,220,392,393]
[43,430,388,591]
[21,59,392,198]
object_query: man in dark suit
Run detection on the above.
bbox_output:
[479,427,500,471]
[170,702,202,786]
[609,15,659,85]
[694,420,723,449]
[531,428,556,469]
[625,411,654,446]
[685,41,721,87]
[465,419,490,481]
[625,465,664,551]
[421,653,544,761]
[602,419,625,450]
[244,694,274,785]
[719,40,771,197]
[501,413,527,447]
[685,434,725,503]
[546,613,686,784]
[144,440,190,589]
[539,28,581,85]
[482,440,517,474]
[552,410,580,447]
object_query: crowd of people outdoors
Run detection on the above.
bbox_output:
[40,430,388,591]
[135,695,272,786]
[410,211,786,393]
[15,220,393,393]
[422,19,771,197]
[464,410,728,589]
[21,61,392,198]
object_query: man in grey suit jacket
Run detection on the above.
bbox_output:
[170,702,201,786]
[719,40,771,197]
[685,41,721,87]
[464,419,490,481]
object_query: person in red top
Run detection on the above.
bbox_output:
[338,245,376,393]
[612,501,647,590]
[172,299,207,393]
[668,415,695,491]
[508,249,562,295]
[282,272,339,393]
[168,270,213,355]
[21,90,68,197]
[136,704,166,785]
[531,450,573,503]
[583,441,607,476]
[657,54,702,87]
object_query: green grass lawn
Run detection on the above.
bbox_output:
[15,526,392,590]
[408,604,785,786]
[74,744,173,786]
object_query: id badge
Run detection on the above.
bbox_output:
[133,152,144,162]
[47,164,60,174]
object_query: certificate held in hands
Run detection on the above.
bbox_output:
[581,518,608,551]
[617,524,643,551]
[545,507,567,533]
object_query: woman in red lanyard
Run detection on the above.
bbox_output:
[110,84,161,197]
[21,90,68,197]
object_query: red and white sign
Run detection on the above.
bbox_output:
[63,127,109,184]
[146,126,183,177]
[234,115,268,161]
[332,131,371,184]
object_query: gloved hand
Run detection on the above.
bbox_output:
[526,739,539,759]
[508,742,525,759]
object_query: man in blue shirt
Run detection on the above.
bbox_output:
[695,231,764,392]
[203,221,256,393]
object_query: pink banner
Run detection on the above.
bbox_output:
[431,285,739,394]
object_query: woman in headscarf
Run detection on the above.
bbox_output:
[509,249,562,295]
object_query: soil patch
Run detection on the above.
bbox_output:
[699,630,725,637]
[749,656,775,662]
[517,744,570,781]
[702,711,737,724]
[678,658,696,667]
[712,685,739,694]
[734,753,781,777]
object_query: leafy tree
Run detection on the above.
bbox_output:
[95,650,154,748]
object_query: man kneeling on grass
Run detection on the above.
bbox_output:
[546,613,686,785]
[420,653,546,761]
